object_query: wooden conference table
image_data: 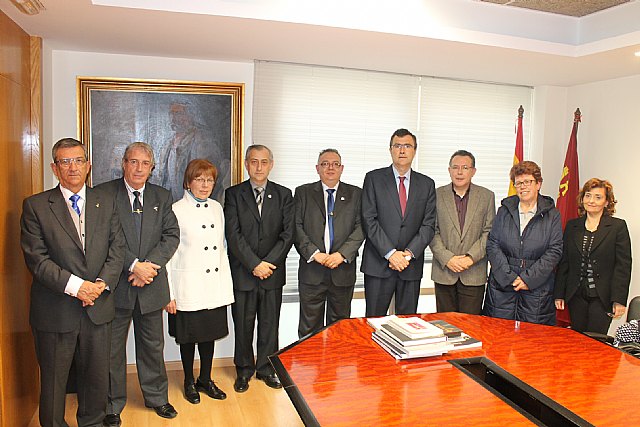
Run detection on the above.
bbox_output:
[270,313,640,426]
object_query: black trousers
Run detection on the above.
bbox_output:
[568,290,613,334]
[231,286,282,377]
[33,310,110,427]
[434,280,485,315]
[364,274,420,317]
[298,270,354,338]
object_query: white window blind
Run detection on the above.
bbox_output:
[252,61,532,297]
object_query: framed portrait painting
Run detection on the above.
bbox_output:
[77,77,244,202]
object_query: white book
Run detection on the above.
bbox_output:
[387,316,445,339]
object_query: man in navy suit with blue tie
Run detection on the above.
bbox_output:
[361,129,437,316]
[294,149,364,338]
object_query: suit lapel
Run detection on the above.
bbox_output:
[84,188,98,255]
[571,217,585,253]
[383,166,403,218]
[48,187,83,252]
[116,180,140,253]
[591,215,613,252]
[240,181,260,221]
[140,185,159,255]
[312,182,326,218]
[461,184,479,240]
[442,185,461,236]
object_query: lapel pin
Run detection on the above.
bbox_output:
[340,196,345,201]
[154,206,158,211]
[268,194,272,199]
[96,203,100,208]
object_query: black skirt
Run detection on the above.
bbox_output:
[168,306,229,345]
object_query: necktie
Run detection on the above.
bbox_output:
[69,194,81,216]
[399,176,407,217]
[326,189,335,252]
[133,190,143,238]
[255,187,264,216]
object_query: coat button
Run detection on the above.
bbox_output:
[204,246,208,250]
[202,225,206,229]
[196,204,201,208]
[204,203,208,208]
[213,246,217,250]
[215,268,219,272]
[206,269,210,273]
[211,224,214,228]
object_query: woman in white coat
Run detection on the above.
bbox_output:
[165,159,234,404]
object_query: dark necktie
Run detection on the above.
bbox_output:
[255,187,264,216]
[327,189,335,252]
[69,194,81,216]
[399,176,407,217]
[133,190,143,238]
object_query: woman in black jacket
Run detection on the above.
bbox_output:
[555,178,632,334]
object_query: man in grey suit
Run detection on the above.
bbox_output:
[225,144,294,393]
[361,128,437,316]
[21,138,125,427]
[294,149,364,338]
[97,142,180,426]
[430,150,495,314]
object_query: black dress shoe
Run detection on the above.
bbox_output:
[103,413,121,427]
[256,372,282,389]
[234,376,250,393]
[196,378,227,400]
[184,380,200,404]
[151,403,178,419]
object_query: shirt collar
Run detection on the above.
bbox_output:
[124,179,145,195]
[59,184,86,200]
[519,203,537,215]
[250,180,268,192]
[321,181,340,192]
[451,183,470,198]
[392,165,411,181]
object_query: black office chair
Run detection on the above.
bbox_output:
[583,296,640,345]
[625,296,640,321]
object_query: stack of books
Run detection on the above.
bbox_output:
[369,316,481,360]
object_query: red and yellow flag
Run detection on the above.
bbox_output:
[556,108,581,328]
[507,105,524,196]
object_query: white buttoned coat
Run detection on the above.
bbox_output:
[167,192,234,311]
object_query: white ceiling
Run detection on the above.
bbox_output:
[1,0,640,86]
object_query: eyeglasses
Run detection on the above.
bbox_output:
[391,143,415,150]
[55,157,87,168]
[193,177,215,185]
[449,165,473,172]
[125,159,153,168]
[514,179,536,188]
[319,161,342,169]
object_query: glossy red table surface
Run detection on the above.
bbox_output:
[271,313,640,426]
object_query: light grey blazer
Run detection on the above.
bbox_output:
[429,183,495,286]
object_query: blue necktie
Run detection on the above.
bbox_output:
[69,194,81,216]
[327,189,335,252]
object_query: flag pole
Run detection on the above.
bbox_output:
[508,105,524,196]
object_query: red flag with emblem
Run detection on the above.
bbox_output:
[508,106,524,196]
[556,108,581,327]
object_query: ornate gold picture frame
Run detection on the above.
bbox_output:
[78,77,244,202]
